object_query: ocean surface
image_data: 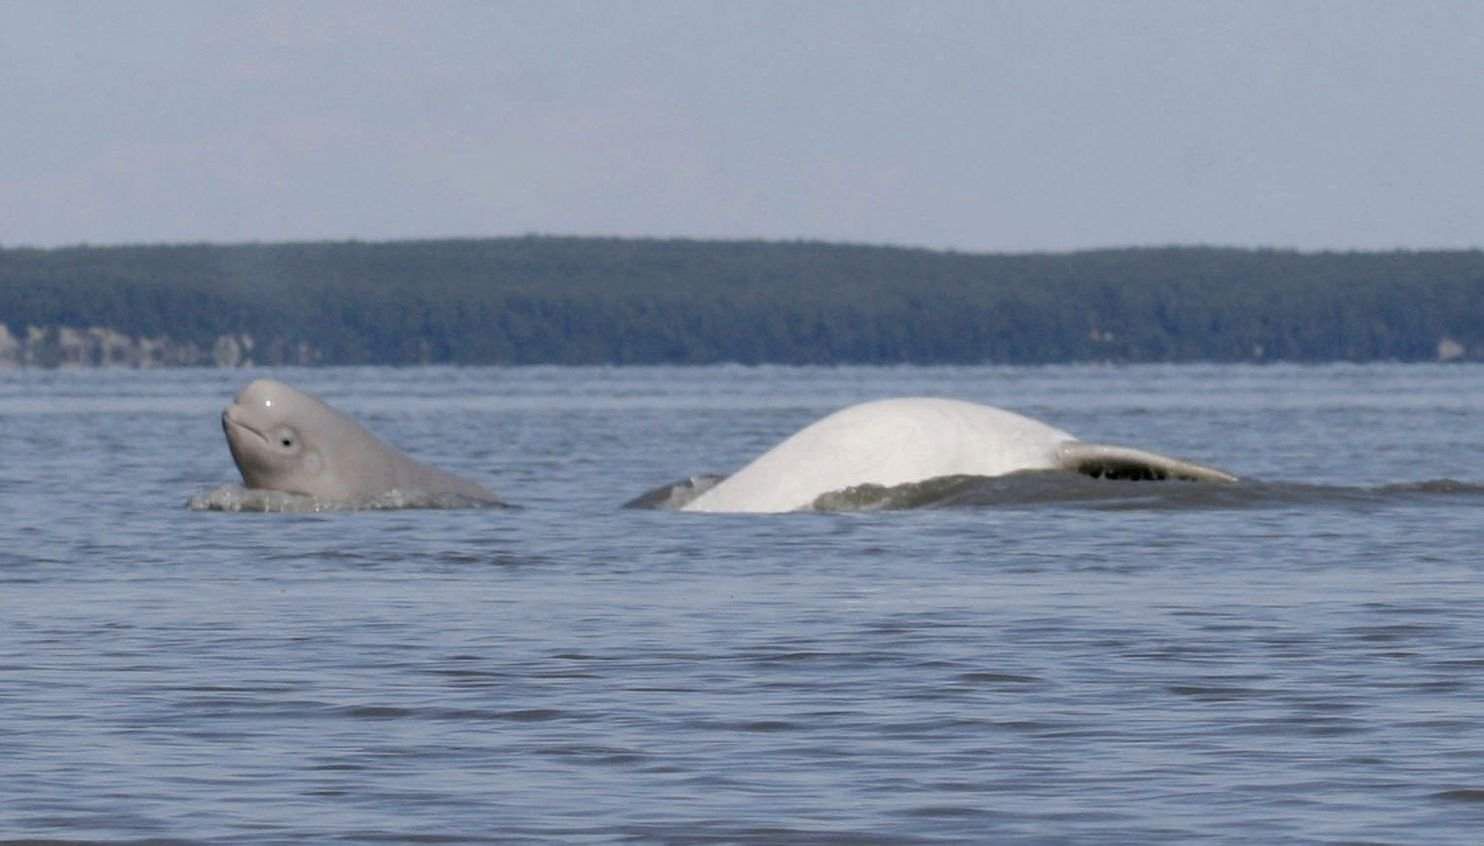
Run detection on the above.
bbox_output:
[3,363,1483,844]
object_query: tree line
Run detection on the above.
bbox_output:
[1,237,1480,365]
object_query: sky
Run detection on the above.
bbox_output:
[3,0,1483,253]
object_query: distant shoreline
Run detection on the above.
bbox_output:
[0,325,1476,370]
[3,237,1480,367]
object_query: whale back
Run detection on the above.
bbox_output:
[223,379,500,503]
[683,397,1076,513]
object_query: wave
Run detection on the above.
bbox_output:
[186,485,510,513]
[622,475,726,510]
[809,472,1484,512]
[626,472,1484,513]
[194,475,1484,515]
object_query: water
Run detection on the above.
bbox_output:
[3,364,1483,844]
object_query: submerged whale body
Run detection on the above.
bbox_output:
[681,397,1235,513]
[219,379,503,506]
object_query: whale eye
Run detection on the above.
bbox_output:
[271,426,300,452]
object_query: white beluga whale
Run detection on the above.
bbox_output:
[219,378,502,506]
[681,397,1235,513]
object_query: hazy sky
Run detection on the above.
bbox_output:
[4,1,1482,252]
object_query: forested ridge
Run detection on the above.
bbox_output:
[1,237,1481,365]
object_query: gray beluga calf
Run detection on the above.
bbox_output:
[682,397,1235,513]
[221,379,502,504]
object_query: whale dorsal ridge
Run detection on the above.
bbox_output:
[1055,443,1237,483]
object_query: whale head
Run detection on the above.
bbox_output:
[222,379,334,494]
[219,378,502,505]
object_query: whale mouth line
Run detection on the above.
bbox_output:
[222,408,270,447]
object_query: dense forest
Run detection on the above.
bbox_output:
[1,237,1481,366]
